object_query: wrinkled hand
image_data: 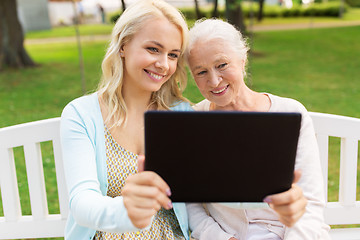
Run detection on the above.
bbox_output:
[263,170,307,227]
[122,155,172,229]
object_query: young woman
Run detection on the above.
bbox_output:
[185,19,331,240]
[60,1,191,239]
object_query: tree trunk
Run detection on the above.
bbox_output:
[212,0,219,18]
[257,0,265,22]
[0,0,36,71]
[194,0,204,19]
[121,0,126,12]
[72,0,86,94]
[226,0,247,35]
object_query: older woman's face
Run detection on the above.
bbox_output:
[188,39,245,107]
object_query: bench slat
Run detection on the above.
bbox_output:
[316,133,329,201]
[53,136,69,218]
[24,142,49,219]
[310,112,360,139]
[0,215,66,239]
[330,227,360,240]
[0,148,22,221]
[339,138,358,206]
[325,202,360,225]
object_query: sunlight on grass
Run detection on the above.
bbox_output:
[25,24,114,39]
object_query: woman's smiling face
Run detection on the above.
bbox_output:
[121,17,182,94]
[188,38,246,108]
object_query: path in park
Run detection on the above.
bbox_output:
[25,20,360,45]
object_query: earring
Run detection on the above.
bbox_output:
[120,52,124,57]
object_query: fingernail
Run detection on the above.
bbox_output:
[166,188,172,197]
[167,201,173,209]
[263,197,272,203]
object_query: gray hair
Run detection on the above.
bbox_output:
[186,18,249,67]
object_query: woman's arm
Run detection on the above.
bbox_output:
[61,102,138,232]
[283,111,330,239]
[61,103,172,232]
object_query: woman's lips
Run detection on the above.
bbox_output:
[211,85,229,95]
[145,69,165,82]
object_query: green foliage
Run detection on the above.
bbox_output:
[345,0,360,7]
[179,2,348,19]
[110,12,122,24]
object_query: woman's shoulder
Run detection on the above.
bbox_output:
[193,99,211,111]
[170,101,194,111]
[64,92,98,110]
[267,93,307,113]
[61,92,101,119]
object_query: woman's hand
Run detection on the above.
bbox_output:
[263,170,307,227]
[122,155,172,229]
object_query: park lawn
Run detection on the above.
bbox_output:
[248,26,360,205]
[25,24,114,39]
[0,25,359,238]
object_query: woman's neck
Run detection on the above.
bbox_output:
[212,87,271,112]
[121,83,153,113]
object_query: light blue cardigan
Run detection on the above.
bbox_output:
[60,92,192,240]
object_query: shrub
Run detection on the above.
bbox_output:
[345,0,360,7]
[179,7,198,20]
[110,12,121,24]
[110,2,346,24]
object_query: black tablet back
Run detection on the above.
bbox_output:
[144,111,301,202]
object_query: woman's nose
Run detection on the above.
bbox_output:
[155,55,169,72]
[208,71,221,87]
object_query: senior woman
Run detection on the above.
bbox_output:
[185,19,331,240]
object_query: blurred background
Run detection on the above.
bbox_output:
[0,0,359,239]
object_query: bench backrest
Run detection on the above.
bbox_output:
[0,113,359,239]
[0,118,68,239]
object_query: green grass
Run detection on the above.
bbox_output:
[1,21,360,239]
[0,41,106,127]
[25,24,114,39]
[247,26,360,208]
[249,26,360,118]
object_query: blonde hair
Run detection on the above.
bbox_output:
[186,18,249,76]
[98,0,189,128]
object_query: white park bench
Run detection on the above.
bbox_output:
[0,112,359,239]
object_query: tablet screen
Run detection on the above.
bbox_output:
[144,111,301,202]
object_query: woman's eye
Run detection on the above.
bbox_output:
[218,63,227,69]
[147,47,158,53]
[169,53,179,59]
[197,70,207,76]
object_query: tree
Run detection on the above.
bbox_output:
[194,0,204,19]
[72,0,86,94]
[212,0,219,18]
[120,0,126,12]
[0,0,36,71]
[226,0,247,34]
[257,0,265,21]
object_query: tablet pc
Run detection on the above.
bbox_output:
[144,111,301,202]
